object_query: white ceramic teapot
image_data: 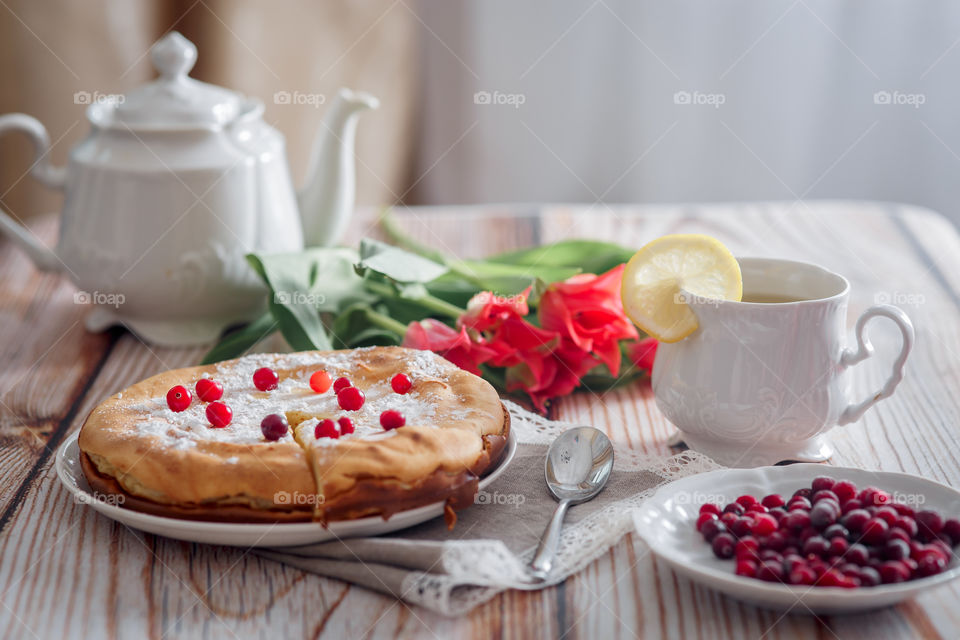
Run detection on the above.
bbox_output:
[0,32,378,346]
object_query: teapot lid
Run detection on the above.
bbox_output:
[93,32,250,130]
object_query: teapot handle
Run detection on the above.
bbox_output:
[0,113,65,271]
[837,304,914,425]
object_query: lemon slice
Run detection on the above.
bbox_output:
[620,234,742,342]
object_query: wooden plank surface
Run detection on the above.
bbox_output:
[1,202,959,639]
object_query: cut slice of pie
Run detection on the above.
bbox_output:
[78,346,510,524]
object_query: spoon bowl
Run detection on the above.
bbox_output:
[545,427,615,502]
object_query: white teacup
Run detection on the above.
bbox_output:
[652,257,914,468]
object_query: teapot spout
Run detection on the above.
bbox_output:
[297,88,378,247]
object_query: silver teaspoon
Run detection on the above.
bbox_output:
[528,426,614,582]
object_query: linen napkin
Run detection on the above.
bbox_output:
[256,401,720,615]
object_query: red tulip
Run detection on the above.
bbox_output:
[416,265,644,409]
[402,319,497,375]
[538,264,638,376]
[485,315,559,367]
[504,339,597,410]
[627,336,658,374]
[459,288,530,332]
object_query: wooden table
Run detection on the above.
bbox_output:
[2,202,960,639]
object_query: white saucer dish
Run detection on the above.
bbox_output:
[633,464,960,614]
[57,428,516,547]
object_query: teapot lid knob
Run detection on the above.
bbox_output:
[91,29,250,129]
[151,32,197,80]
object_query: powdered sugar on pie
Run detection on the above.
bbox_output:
[77,346,509,523]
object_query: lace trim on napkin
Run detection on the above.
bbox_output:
[400,400,721,615]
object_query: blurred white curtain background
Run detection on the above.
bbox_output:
[412,0,960,224]
[5,1,960,223]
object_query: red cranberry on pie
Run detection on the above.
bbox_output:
[253,367,279,391]
[315,418,339,439]
[337,416,355,435]
[380,410,406,430]
[337,386,365,411]
[166,385,192,412]
[309,370,332,393]
[195,378,223,402]
[260,413,289,441]
[391,373,413,394]
[206,401,232,427]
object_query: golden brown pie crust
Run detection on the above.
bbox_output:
[80,409,509,524]
[77,347,509,524]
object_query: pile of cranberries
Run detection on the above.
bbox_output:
[321,373,412,437]
[695,476,960,588]
[165,366,415,441]
[166,379,232,428]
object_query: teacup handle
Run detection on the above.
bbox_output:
[837,304,915,426]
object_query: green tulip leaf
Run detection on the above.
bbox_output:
[489,240,635,274]
[357,238,449,283]
[451,260,580,295]
[201,313,278,364]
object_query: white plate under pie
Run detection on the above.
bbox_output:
[56,428,517,547]
[633,464,960,614]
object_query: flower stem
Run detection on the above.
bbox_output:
[365,280,465,319]
[364,308,409,336]
[378,208,450,265]
[414,293,466,319]
[445,261,488,289]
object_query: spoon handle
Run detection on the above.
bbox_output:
[528,498,571,581]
